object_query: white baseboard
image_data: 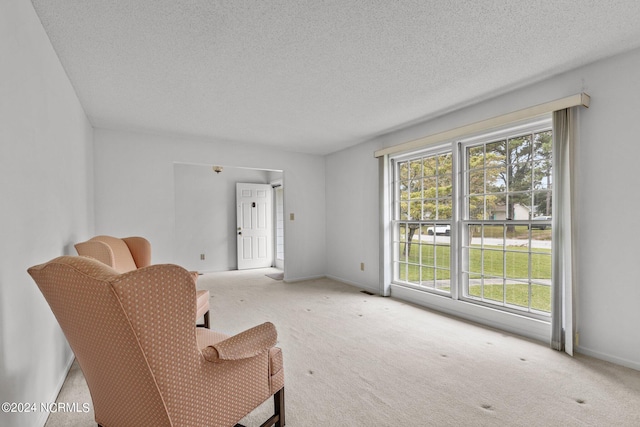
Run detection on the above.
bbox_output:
[576,346,640,371]
[36,354,76,427]
[325,275,379,294]
[283,274,326,283]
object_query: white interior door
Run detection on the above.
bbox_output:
[237,183,273,270]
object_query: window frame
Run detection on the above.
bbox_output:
[391,143,454,295]
[390,117,553,322]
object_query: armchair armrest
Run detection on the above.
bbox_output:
[201,322,277,362]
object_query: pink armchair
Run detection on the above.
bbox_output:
[75,235,210,328]
[28,256,285,427]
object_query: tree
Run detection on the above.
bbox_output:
[532,131,553,216]
[398,154,452,256]
[481,130,552,226]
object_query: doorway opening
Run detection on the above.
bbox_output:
[173,163,283,274]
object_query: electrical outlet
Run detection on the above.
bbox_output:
[200,254,205,260]
[360,262,365,271]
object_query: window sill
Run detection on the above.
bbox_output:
[390,283,551,343]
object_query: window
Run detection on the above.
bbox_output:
[393,147,452,293]
[392,119,553,320]
[461,124,552,319]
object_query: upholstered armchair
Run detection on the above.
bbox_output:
[75,235,210,328]
[28,256,285,427]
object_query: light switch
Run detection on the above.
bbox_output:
[290,213,295,221]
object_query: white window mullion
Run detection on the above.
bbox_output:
[451,141,461,300]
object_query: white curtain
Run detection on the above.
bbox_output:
[551,108,577,355]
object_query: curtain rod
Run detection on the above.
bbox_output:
[374,93,590,158]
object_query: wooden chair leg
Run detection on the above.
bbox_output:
[259,388,285,427]
[274,388,285,427]
[196,311,210,329]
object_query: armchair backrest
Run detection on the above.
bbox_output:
[74,235,151,273]
[29,256,202,426]
[29,256,282,427]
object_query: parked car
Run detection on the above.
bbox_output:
[427,225,450,236]
[530,216,552,230]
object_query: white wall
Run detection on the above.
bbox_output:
[94,129,325,282]
[174,163,282,272]
[326,140,381,292]
[326,47,640,370]
[0,3,94,427]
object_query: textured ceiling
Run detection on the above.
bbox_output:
[31,1,640,155]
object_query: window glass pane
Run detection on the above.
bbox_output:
[422,200,436,220]
[422,242,435,265]
[531,283,551,312]
[483,249,504,277]
[508,193,532,220]
[400,201,409,220]
[505,251,529,279]
[468,170,485,195]
[508,135,532,162]
[409,201,422,221]
[533,191,552,218]
[486,166,507,192]
[438,153,452,174]
[484,224,504,240]
[408,179,421,198]
[486,140,506,164]
[422,177,437,199]
[508,163,532,192]
[409,160,422,179]
[483,277,504,303]
[403,223,420,257]
[435,244,450,269]
[438,174,452,197]
[422,157,436,176]
[437,198,452,220]
[467,281,482,298]
[505,281,529,309]
[506,224,530,248]
[490,194,507,220]
[468,196,485,220]
[467,224,482,242]
[421,266,435,284]
[467,145,485,169]
[398,161,409,180]
[408,264,420,285]
[533,130,552,162]
[531,254,552,282]
[398,263,408,282]
[468,248,482,274]
[533,160,552,190]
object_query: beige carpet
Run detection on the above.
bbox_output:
[46,268,640,426]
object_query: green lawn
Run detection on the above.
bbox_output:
[468,283,550,312]
[398,239,551,313]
